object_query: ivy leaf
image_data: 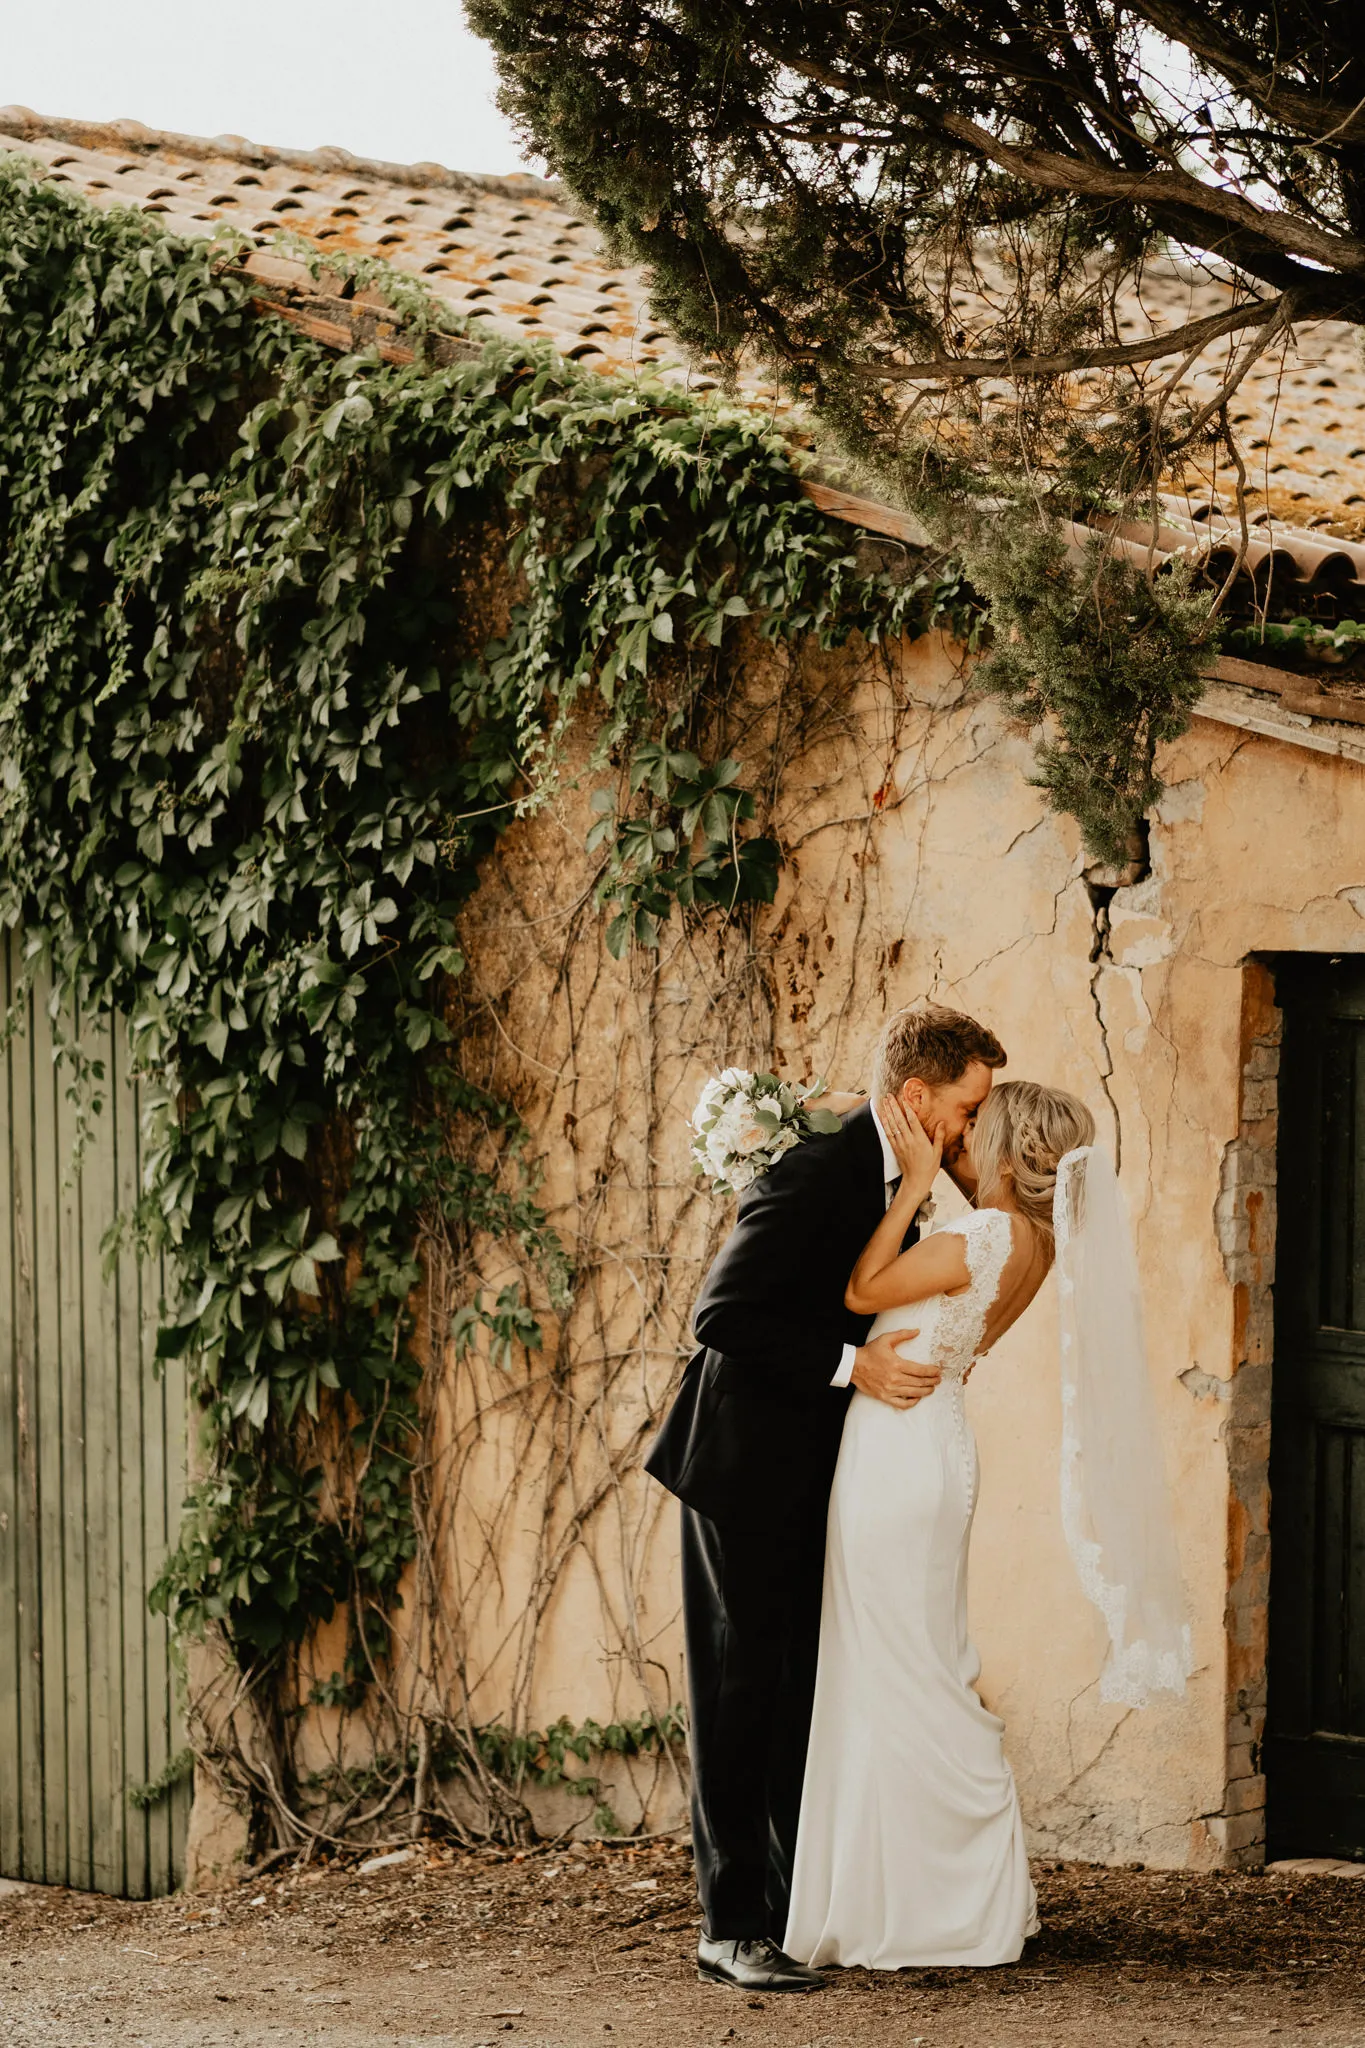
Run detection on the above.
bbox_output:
[280,1115,310,1160]
[213,1192,252,1235]
[403,1006,434,1051]
[289,1254,321,1296]
[450,1300,484,1359]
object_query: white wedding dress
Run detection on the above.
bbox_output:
[784,1207,1039,1970]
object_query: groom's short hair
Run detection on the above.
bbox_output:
[873,1004,1007,1095]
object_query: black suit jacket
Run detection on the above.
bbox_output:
[645,1104,918,1526]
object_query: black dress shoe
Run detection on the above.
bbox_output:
[696,1934,824,1991]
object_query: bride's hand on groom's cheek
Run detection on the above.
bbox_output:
[879,1096,945,1185]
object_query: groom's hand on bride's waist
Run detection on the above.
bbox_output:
[850,1330,941,1409]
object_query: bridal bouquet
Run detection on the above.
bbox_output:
[691,1068,843,1196]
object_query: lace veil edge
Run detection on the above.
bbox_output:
[1054,1147,1193,1709]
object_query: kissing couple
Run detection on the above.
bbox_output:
[646,1003,1189,1991]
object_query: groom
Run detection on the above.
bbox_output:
[646,1003,1007,1992]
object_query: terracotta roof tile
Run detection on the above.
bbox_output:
[4,110,1365,606]
[0,110,755,397]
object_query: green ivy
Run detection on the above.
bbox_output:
[474,1706,685,1786]
[127,1746,196,1813]
[1226,615,1365,670]
[0,155,959,1738]
[470,1707,688,1836]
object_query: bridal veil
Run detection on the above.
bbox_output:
[1053,1146,1193,1707]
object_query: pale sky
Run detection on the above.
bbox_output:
[0,0,539,177]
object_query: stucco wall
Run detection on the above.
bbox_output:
[432,626,1365,1867]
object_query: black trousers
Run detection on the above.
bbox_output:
[681,1502,827,1942]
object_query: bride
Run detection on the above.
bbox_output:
[784,1079,1189,1971]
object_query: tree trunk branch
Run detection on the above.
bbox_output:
[938,112,1365,276]
[1127,0,1365,147]
[846,291,1295,383]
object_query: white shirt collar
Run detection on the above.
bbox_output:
[869,1100,900,1184]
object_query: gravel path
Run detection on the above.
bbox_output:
[1,1839,1363,2046]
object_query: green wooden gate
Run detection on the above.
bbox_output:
[0,934,189,1896]
[1266,952,1365,1860]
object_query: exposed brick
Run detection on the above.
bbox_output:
[1229,1364,1272,1424]
[1218,1221,1253,1262]
[1217,965,1282,1871]
[1228,1707,1267,1748]
[1224,1773,1268,1816]
[1211,1808,1267,1854]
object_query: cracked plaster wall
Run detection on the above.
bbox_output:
[431,628,1365,1869]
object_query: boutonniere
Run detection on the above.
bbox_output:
[913,1194,937,1232]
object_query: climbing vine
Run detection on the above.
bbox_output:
[0,158,963,1841]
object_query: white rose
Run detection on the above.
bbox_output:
[712,1101,751,1150]
[706,1128,736,1176]
[693,1076,727,1131]
[718,1066,753,1090]
[729,1118,769,1155]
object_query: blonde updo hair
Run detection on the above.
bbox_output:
[971,1080,1096,1250]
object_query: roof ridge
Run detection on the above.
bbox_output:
[0,106,560,207]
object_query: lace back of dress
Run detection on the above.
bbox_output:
[933,1209,1015,1380]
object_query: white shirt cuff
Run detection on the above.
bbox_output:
[831,1343,857,1389]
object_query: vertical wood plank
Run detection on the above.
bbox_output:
[1347,1424,1365,1739]
[1320,1022,1352,1332]
[0,932,24,1872]
[155,1196,192,1900]
[12,953,46,1882]
[85,1004,125,1897]
[142,1236,181,1899]
[1312,1426,1348,1731]
[163,1303,192,1896]
[142,1299,172,1900]
[56,994,92,1893]
[30,966,68,1885]
[1352,1025,1365,1337]
[118,1029,152,1900]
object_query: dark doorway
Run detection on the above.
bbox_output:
[1266,951,1365,1860]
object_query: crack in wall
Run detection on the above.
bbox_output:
[1084,878,1124,1170]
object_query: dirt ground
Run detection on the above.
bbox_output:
[1,1837,1364,2048]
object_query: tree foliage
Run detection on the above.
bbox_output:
[472,0,1365,397]
[0,158,955,1732]
[472,0,1365,852]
